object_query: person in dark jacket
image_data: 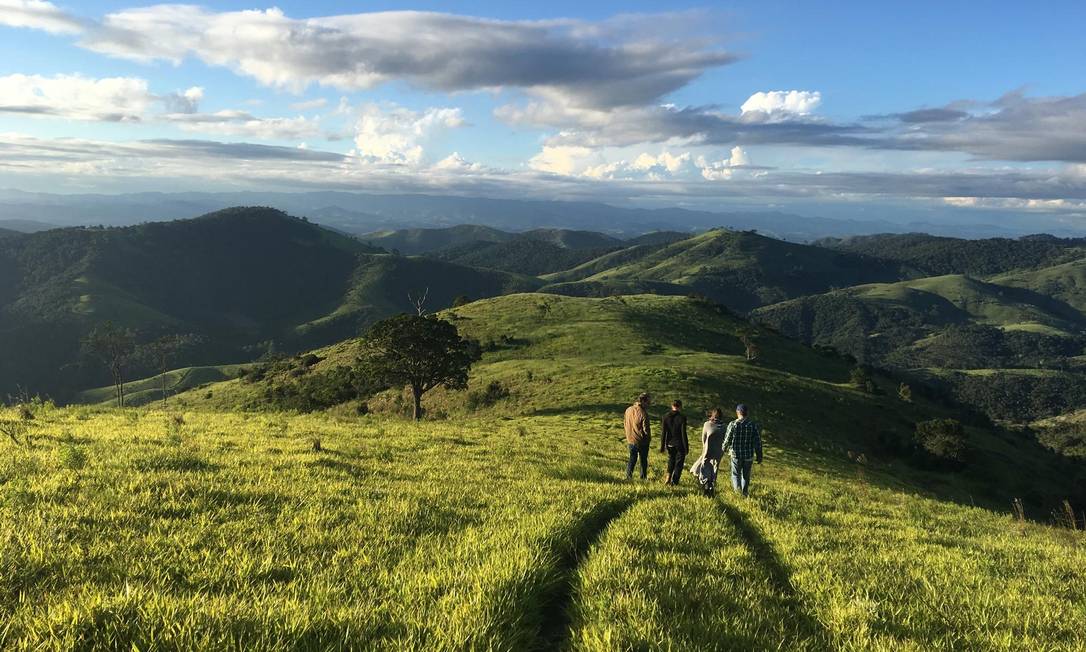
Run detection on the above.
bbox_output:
[660,400,689,486]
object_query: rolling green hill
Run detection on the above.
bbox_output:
[0,209,541,402]
[171,293,1079,512]
[821,232,1086,276]
[753,272,1086,423]
[435,239,620,276]
[359,224,513,254]
[17,292,1086,649]
[74,364,251,407]
[991,257,1086,313]
[563,229,904,312]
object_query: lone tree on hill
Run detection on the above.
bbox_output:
[139,333,202,408]
[735,326,760,361]
[356,314,480,420]
[82,322,137,407]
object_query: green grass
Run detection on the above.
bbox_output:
[10,293,1086,649]
[2,407,1084,650]
[75,364,252,407]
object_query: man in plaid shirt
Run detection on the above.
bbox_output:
[722,403,763,496]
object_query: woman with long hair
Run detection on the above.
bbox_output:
[690,407,727,496]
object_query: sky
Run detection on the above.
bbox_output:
[1,0,1085,229]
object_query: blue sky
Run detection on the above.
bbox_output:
[1,0,1085,229]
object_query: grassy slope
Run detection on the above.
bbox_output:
[175,294,1071,512]
[358,224,513,254]
[3,396,1084,648]
[992,257,1086,313]
[567,229,902,312]
[74,364,251,407]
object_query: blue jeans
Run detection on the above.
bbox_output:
[626,443,649,479]
[730,457,754,495]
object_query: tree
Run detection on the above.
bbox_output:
[356,314,480,420]
[451,294,471,308]
[139,334,202,408]
[82,322,136,407]
[914,418,968,465]
[898,382,913,403]
[736,326,760,361]
[849,366,876,394]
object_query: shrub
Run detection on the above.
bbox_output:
[467,381,510,411]
[915,418,968,465]
[849,366,877,394]
[58,445,87,471]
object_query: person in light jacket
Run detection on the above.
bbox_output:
[690,408,726,496]
[623,392,652,479]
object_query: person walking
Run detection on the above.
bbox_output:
[723,403,763,496]
[691,408,727,496]
[623,393,652,480]
[660,400,688,486]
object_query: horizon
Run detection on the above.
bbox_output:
[1,1,1085,234]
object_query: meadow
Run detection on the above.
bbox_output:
[2,406,1085,650]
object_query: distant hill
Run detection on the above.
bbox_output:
[0,227,20,239]
[0,207,538,400]
[0,218,57,233]
[563,229,905,312]
[753,268,1086,423]
[359,224,513,255]
[820,233,1086,276]
[991,258,1086,313]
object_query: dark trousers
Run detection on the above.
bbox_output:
[626,443,649,479]
[730,457,754,495]
[665,447,686,485]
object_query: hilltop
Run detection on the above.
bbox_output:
[169,293,1081,513]
[0,208,535,400]
[540,229,904,312]
[18,292,1086,649]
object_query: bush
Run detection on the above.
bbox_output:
[467,381,510,411]
[915,418,968,465]
[850,366,877,394]
[57,445,87,471]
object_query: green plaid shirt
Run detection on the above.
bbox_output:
[723,418,763,461]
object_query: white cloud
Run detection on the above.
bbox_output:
[740,91,822,121]
[697,146,754,180]
[165,111,321,140]
[160,86,204,114]
[353,104,465,166]
[0,0,82,34]
[9,5,735,109]
[528,144,597,176]
[289,98,328,111]
[434,152,487,173]
[0,73,151,121]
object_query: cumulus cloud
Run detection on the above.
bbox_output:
[0,73,151,121]
[160,86,204,114]
[0,0,83,34]
[352,104,465,166]
[740,90,822,121]
[7,5,736,109]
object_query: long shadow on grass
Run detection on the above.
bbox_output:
[534,498,637,651]
[718,499,830,647]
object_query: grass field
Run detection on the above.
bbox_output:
[13,294,1086,649]
[2,407,1084,650]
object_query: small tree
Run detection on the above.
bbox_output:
[736,326,760,361]
[139,334,202,408]
[915,418,968,465]
[849,366,876,394]
[898,382,913,403]
[451,295,471,308]
[82,322,136,407]
[356,314,480,420]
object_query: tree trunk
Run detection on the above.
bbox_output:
[412,385,423,421]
